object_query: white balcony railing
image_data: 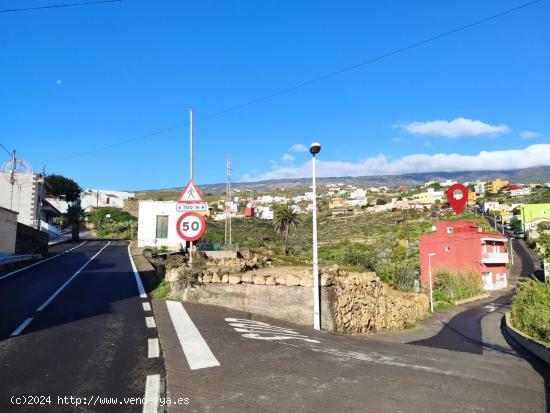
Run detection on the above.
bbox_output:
[481,252,509,264]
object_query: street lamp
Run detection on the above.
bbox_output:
[427,253,436,313]
[310,142,321,330]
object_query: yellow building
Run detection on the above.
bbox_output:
[484,179,509,194]
[468,191,477,204]
[329,198,348,209]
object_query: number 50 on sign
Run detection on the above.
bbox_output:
[176,212,206,242]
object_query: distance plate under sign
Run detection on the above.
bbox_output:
[176,203,207,212]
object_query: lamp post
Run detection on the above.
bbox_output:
[509,238,514,266]
[428,253,436,312]
[310,142,321,330]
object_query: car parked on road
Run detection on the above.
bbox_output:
[514,231,527,239]
[504,223,514,230]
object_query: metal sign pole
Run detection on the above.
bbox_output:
[189,108,194,265]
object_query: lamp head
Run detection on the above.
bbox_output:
[309,142,321,156]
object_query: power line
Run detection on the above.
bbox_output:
[46,0,542,163]
[0,0,121,14]
[0,143,12,156]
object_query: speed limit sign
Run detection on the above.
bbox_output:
[176,212,206,242]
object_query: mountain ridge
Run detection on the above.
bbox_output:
[135,165,550,194]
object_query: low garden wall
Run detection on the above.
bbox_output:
[167,262,429,334]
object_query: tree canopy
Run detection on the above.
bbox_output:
[45,174,82,202]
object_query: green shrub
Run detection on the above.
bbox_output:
[511,278,550,344]
[376,258,419,291]
[433,269,484,301]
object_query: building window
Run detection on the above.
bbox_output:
[156,215,169,239]
[106,197,110,204]
[447,227,453,234]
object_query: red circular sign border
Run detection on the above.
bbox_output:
[176,211,206,242]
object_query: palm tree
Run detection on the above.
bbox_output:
[64,204,88,241]
[273,204,301,256]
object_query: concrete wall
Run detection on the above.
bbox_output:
[138,201,183,249]
[15,223,48,256]
[0,173,43,228]
[0,207,17,256]
[169,272,428,334]
[175,284,336,331]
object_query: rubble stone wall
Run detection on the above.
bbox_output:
[167,261,428,334]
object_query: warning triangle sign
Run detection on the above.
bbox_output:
[177,179,205,203]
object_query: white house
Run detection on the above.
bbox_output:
[81,189,135,211]
[0,172,51,227]
[137,201,183,249]
[350,188,367,199]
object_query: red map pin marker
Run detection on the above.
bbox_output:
[447,183,468,215]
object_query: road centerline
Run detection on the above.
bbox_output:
[36,242,110,312]
[10,318,34,337]
[0,241,87,281]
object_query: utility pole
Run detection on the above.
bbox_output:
[189,108,194,264]
[9,150,16,210]
[225,154,232,247]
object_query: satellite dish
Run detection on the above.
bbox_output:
[1,157,33,184]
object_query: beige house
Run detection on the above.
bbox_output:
[0,206,17,256]
[0,172,46,228]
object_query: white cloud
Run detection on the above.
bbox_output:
[520,130,541,139]
[289,143,308,153]
[281,153,295,162]
[242,144,550,181]
[394,117,510,138]
[56,79,62,85]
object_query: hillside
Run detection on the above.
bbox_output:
[135,166,550,196]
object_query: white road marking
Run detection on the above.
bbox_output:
[142,374,160,413]
[10,317,33,337]
[36,242,110,312]
[0,241,87,281]
[226,318,321,343]
[148,338,160,358]
[142,302,151,311]
[128,244,147,298]
[166,300,220,370]
[146,317,156,328]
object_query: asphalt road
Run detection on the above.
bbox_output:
[0,240,162,412]
[405,216,541,356]
[154,299,549,413]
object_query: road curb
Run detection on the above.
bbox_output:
[453,293,490,305]
[504,311,550,364]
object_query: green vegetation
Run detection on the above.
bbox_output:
[433,269,485,303]
[45,174,82,202]
[88,207,137,239]
[511,278,550,344]
[201,208,491,292]
[152,280,171,299]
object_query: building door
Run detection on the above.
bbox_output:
[481,272,492,290]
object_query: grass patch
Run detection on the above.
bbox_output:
[511,278,550,344]
[433,269,484,302]
[152,280,171,299]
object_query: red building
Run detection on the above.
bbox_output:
[245,207,255,218]
[419,221,509,291]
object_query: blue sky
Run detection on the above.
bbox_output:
[1,0,549,190]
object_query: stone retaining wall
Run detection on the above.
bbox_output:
[167,263,428,334]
